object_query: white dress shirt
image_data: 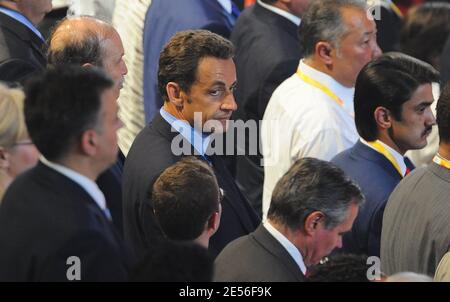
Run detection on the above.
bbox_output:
[40,156,108,213]
[261,60,358,218]
[257,0,301,26]
[263,220,307,274]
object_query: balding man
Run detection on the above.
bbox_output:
[48,16,128,99]
[0,0,52,83]
[47,16,128,235]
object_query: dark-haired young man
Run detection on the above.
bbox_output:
[332,52,439,257]
[0,66,130,281]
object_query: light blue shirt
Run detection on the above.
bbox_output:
[40,156,112,220]
[217,0,232,14]
[159,107,211,158]
[0,7,44,41]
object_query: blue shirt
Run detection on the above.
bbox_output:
[0,7,44,41]
[159,108,211,159]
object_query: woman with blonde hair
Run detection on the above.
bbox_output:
[0,83,39,200]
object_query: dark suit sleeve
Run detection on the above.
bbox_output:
[367,202,386,257]
[39,230,128,282]
[257,58,298,119]
[0,58,41,84]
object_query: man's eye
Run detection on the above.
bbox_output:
[209,90,221,96]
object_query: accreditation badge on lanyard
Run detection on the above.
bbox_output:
[433,154,450,170]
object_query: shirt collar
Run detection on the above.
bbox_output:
[0,7,44,41]
[299,60,355,113]
[39,156,107,211]
[257,0,301,26]
[360,138,407,175]
[160,107,211,156]
[217,0,232,14]
[263,220,307,274]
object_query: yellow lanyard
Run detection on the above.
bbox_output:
[433,154,450,170]
[367,140,403,177]
[389,2,403,19]
[296,70,344,108]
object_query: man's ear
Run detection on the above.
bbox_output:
[316,41,334,65]
[166,82,185,109]
[206,206,222,236]
[374,106,392,130]
[0,147,10,170]
[80,130,98,156]
[304,211,324,235]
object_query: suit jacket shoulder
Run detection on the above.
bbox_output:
[0,162,130,281]
[332,141,404,256]
[0,11,46,83]
[214,225,305,282]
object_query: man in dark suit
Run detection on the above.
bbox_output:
[0,0,51,84]
[142,0,238,124]
[441,34,450,86]
[0,66,130,281]
[123,30,260,259]
[231,0,308,216]
[214,157,364,282]
[332,53,439,257]
[47,16,128,236]
[381,84,450,276]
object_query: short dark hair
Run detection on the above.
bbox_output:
[354,52,439,141]
[158,30,234,102]
[307,254,371,282]
[24,65,114,161]
[48,16,116,67]
[268,157,364,231]
[298,0,367,58]
[130,240,214,282]
[436,83,450,144]
[152,157,220,241]
[400,2,450,68]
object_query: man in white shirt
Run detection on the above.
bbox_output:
[332,53,438,257]
[0,66,131,281]
[214,157,364,282]
[261,0,381,218]
[232,0,309,216]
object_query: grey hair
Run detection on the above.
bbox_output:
[298,0,368,58]
[268,158,364,231]
[385,272,433,282]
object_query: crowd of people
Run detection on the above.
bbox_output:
[0,0,450,282]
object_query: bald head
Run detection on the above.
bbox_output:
[48,16,116,66]
[48,16,127,98]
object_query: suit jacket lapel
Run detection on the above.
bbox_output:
[0,12,46,64]
[352,140,403,180]
[253,225,305,281]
